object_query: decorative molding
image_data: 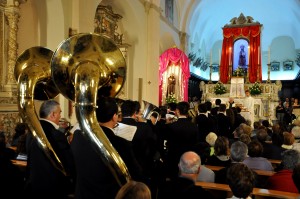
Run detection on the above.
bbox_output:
[140,0,162,14]
[225,13,260,27]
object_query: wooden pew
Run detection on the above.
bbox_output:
[11,160,27,172]
[196,181,300,199]
[205,165,275,177]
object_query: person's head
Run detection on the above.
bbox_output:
[247,140,263,157]
[233,126,244,138]
[218,104,226,113]
[198,103,207,114]
[168,102,177,112]
[14,123,28,137]
[39,99,61,125]
[215,99,221,106]
[240,123,252,137]
[229,97,234,103]
[176,101,189,116]
[292,126,300,139]
[115,180,151,199]
[239,133,251,145]
[253,121,261,130]
[214,136,229,156]
[236,106,242,113]
[282,149,300,170]
[121,100,136,118]
[178,151,201,180]
[230,141,248,162]
[206,132,218,147]
[227,163,255,198]
[205,101,212,111]
[150,111,159,125]
[292,164,300,192]
[96,97,118,127]
[283,132,295,146]
[245,89,250,97]
[256,128,268,142]
[262,120,270,128]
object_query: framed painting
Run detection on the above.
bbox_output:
[283,61,293,71]
[270,61,280,71]
[212,64,219,72]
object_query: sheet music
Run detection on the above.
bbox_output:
[114,123,137,141]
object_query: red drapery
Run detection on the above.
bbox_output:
[159,47,190,105]
[220,25,262,83]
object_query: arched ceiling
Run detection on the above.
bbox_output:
[180,0,300,80]
[186,0,300,52]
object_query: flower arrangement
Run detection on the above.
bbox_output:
[249,82,262,95]
[214,82,227,95]
[166,93,177,104]
[232,66,245,77]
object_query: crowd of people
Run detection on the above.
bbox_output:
[1,95,300,198]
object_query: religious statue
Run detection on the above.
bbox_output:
[238,45,246,68]
[167,74,176,96]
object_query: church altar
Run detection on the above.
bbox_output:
[202,81,282,122]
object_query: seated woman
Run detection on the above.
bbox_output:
[243,140,273,171]
[206,136,231,167]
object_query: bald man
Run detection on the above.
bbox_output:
[161,151,215,198]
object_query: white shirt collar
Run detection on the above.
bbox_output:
[40,118,60,129]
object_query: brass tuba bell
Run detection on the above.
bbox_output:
[14,46,66,174]
[51,33,130,185]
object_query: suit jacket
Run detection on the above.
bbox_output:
[196,114,213,142]
[26,120,75,199]
[234,113,246,129]
[71,126,143,199]
[165,118,199,178]
[120,118,157,175]
[216,113,231,137]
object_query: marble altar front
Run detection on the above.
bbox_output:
[202,81,282,123]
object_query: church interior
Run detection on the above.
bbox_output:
[1,0,300,198]
[0,0,298,135]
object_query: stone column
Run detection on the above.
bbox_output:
[144,0,161,105]
[5,10,19,86]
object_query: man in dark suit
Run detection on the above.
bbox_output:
[211,98,221,116]
[120,100,157,177]
[216,104,231,137]
[25,100,75,199]
[234,106,246,130]
[165,101,199,179]
[71,97,144,199]
[196,103,213,142]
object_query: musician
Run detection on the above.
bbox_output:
[71,97,144,199]
[120,100,157,177]
[25,100,75,199]
[165,101,199,179]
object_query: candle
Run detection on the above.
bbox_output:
[229,47,232,65]
[268,47,271,63]
[219,49,221,65]
[258,46,260,65]
[210,50,212,65]
[248,46,250,65]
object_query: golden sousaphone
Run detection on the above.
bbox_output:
[51,33,130,185]
[14,47,66,174]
